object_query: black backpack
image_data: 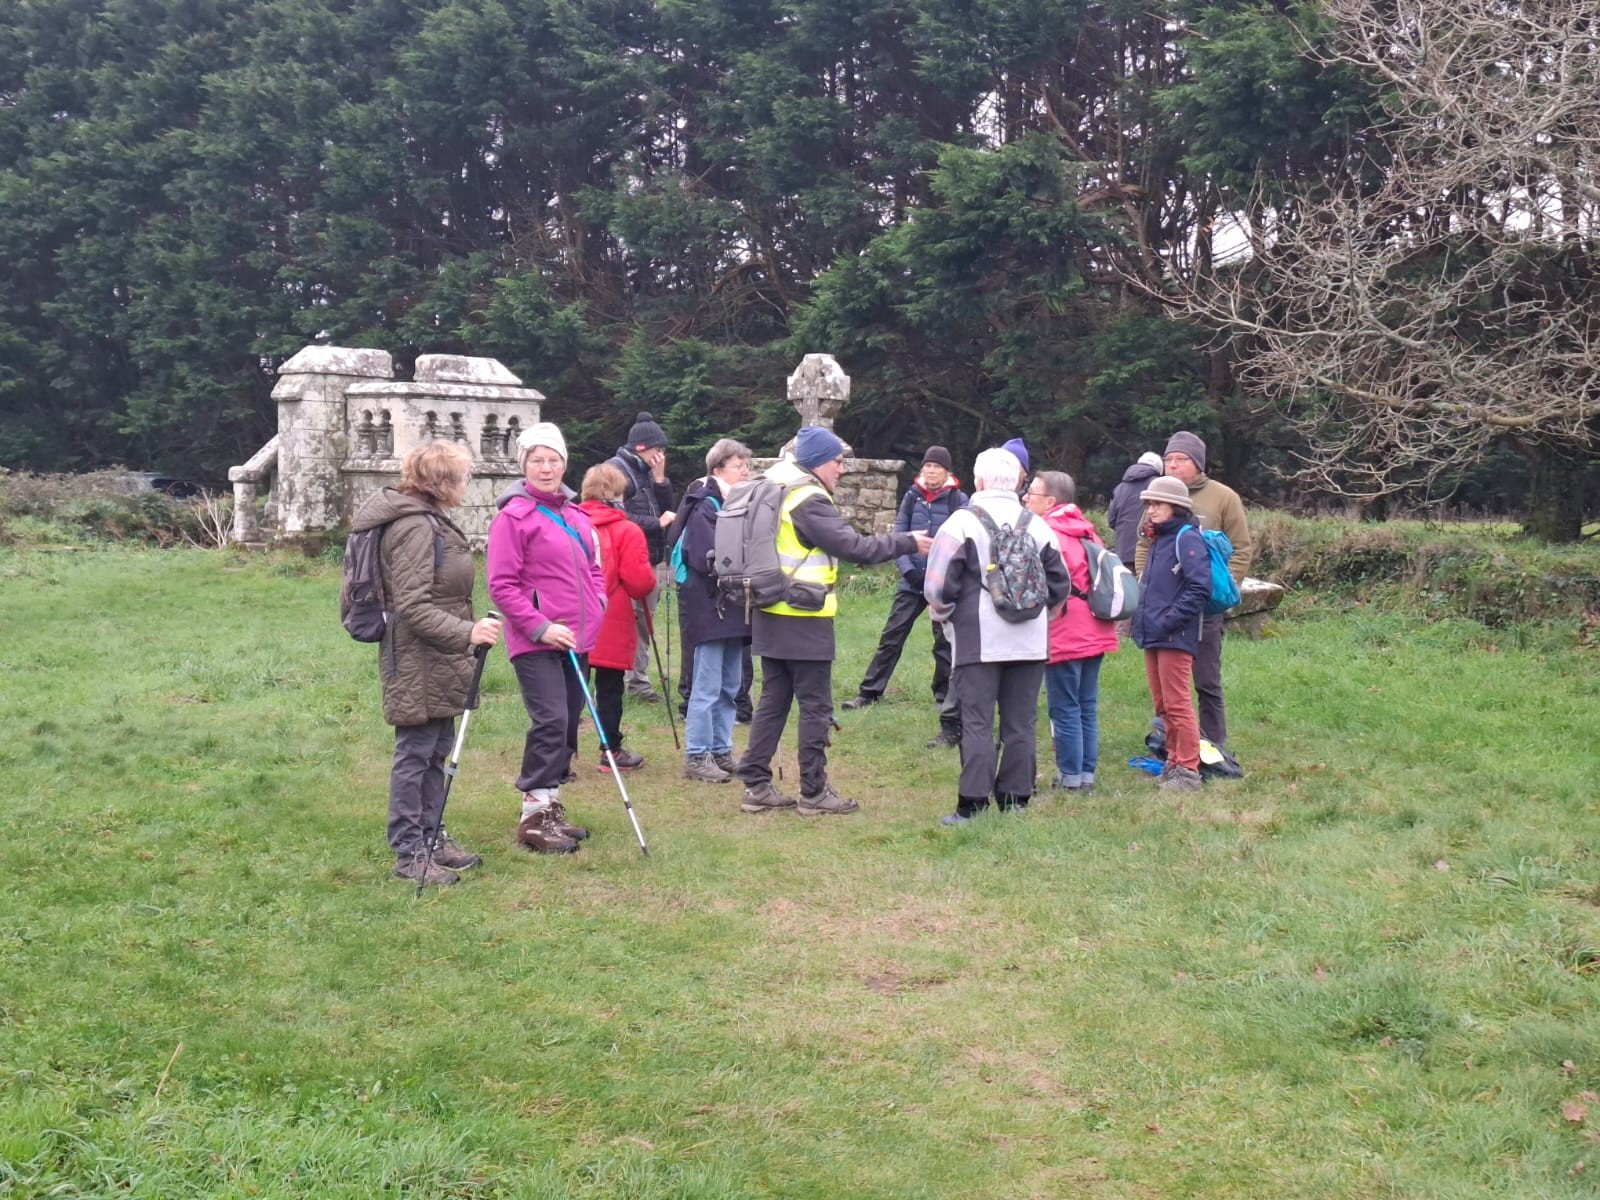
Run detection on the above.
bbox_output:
[971,507,1049,623]
[339,515,443,643]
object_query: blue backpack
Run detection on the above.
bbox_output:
[1180,524,1241,615]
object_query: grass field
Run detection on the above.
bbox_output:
[2,544,1598,1198]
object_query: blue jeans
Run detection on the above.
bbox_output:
[1045,655,1104,786]
[687,638,743,757]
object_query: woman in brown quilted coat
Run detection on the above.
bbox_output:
[349,440,501,887]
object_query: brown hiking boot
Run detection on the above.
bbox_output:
[393,853,459,887]
[684,754,733,783]
[515,809,580,854]
[797,783,859,817]
[549,799,589,841]
[739,781,797,814]
[429,831,482,871]
[712,752,738,775]
[1158,765,1204,793]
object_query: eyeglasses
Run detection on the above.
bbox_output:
[525,457,564,469]
[1024,489,1048,498]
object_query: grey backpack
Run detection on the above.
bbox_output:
[972,508,1049,623]
[713,475,826,617]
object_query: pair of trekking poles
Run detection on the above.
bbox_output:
[417,609,655,897]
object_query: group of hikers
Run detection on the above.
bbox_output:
[352,412,1252,886]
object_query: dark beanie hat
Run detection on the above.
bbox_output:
[1001,437,1029,472]
[1163,430,1207,473]
[922,445,953,471]
[627,411,668,449]
[794,425,845,469]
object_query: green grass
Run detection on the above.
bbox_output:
[2,544,1598,1198]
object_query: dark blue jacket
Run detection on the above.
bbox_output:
[607,446,675,566]
[1131,516,1212,655]
[1106,460,1161,567]
[894,481,968,592]
[677,478,749,648]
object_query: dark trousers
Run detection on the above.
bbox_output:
[1194,613,1227,748]
[591,665,625,750]
[953,659,1045,815]
[737,657,833,797]
[856,588,952,702]
[387,717,455,856]
[512,651,585,792]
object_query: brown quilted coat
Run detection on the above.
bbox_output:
[350,488,480,727]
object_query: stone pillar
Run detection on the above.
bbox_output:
[271,347,394,536]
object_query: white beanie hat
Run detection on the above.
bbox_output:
[516,422,567,472]
[1138,451,1163,470]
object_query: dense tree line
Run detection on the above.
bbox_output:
[1,0,1593,529]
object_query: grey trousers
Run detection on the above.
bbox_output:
[387,717,455,856]
[1194,613,1227,748]
[953,660,1045,814]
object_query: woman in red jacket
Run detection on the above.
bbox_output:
[578,463,657,772]
[1025,470,1120,793]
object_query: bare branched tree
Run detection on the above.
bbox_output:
[1160,0,1600,505]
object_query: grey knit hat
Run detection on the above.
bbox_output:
[1138,475,1194,510]
[1163,431,1207,473]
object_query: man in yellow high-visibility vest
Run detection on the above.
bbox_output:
[737,426,932,817]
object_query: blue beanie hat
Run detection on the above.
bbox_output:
[1001,437,1030,471]
[794,425,845,469]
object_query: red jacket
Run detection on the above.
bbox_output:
[1043,503,1120,664]
[578,500,656,671]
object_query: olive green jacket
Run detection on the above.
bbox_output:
[351,488,479,727]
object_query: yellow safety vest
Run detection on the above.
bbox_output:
[764,479,838,618]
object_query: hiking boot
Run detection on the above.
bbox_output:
[625,683,662,703]
[1158,765,1204,793]
[797,783,859,817]
[394,853,459,886]
[684,754,733,784]
[840,694,878,711]
[938,812,971,827]
[559,768,578,785]
[740,781,797,814]
[712,752,738,775]
[549,799,589,841]
[515,809,580,854]
[735,704,753,724]
[924,727,961,749]
[429,831,482,871]
[600,748,645,773]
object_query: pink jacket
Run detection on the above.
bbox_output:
[1043,504,1120,663]
[487,483,607,660]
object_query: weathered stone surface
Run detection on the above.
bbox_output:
[414,354,523,386]
[1225,577,1287,639]
[277,346,393,378]
[787,353,850,428]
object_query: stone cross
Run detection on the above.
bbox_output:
[787,354,850,429]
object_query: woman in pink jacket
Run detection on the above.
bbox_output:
[487,422,606,855]
[1024,471,1120,792]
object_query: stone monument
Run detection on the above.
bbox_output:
[228,346,544,546]
[762,354,905,535]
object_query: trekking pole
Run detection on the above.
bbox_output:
[418,610,498,898]
[642,606,680,749]
[568,648,651,857]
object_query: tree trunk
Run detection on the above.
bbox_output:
[1521,441,1586,543]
